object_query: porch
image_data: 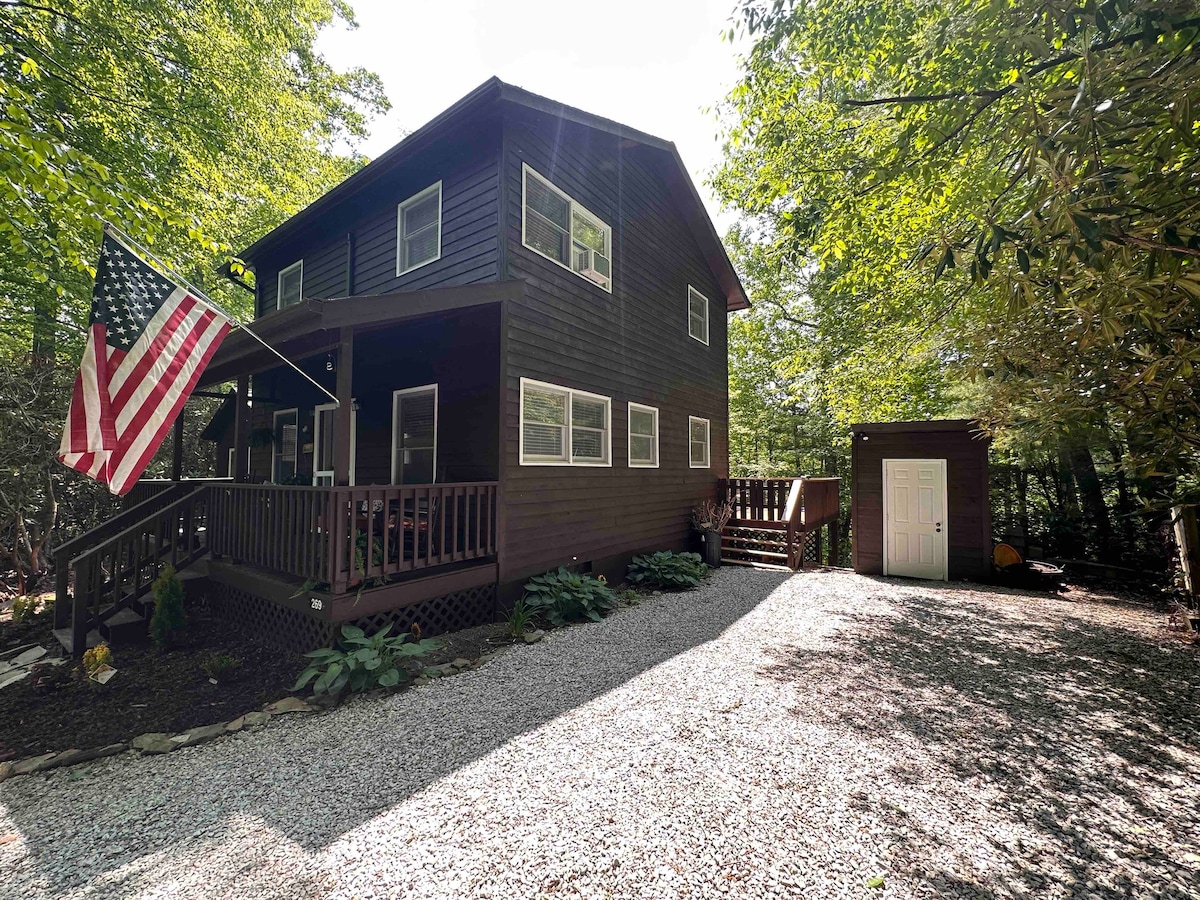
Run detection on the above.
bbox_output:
[718,476,841,570]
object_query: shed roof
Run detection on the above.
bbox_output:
[851,419,989,438]
[238,77,748,312]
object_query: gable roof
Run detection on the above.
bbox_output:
[238,77,748,312]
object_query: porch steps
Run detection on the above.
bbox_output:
[720,524,799,571]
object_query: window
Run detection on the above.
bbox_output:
[628,402,659,468]
[520,378,611,466]
[277,261,303,309]
[392,385,437,484]
[522,164,612,291]
[689,416,710,468]
[396,182,442,275]
[688,286,709,345]
[272,409,298,482]
[313,402,357,486]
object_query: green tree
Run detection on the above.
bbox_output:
[0,0,388,581]
[716,0,1199,566]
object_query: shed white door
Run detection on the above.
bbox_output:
[884,459,947,580]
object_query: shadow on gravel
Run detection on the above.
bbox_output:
[761,583,1200,900]
[0,569,793,897]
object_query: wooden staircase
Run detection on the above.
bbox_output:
[717,477,841,571]
[53,485,213,655]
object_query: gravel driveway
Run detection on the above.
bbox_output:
[2,569,1198,900]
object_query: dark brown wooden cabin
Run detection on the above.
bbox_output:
[851,420,991,582]
[52,78,840,655]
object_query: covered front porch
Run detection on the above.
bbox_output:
[54,282,516,654]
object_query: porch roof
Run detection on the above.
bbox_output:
[198,280,521,388]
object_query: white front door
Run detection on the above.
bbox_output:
[884,459,947,580]
[313,402,356,486]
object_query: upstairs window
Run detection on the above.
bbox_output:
[628,403,659,468]
[397,182,442,275]
[689,416,711,468]
[522,164,612,292]
[520,378,611,466]
[688,286,709,345]
[277,260,303,309]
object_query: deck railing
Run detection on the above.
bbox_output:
[721,476,842,569]
[207,482,499,593]
[723,477,795,524]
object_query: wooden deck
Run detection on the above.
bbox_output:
[719,477,841,570]
[53,480,498,655]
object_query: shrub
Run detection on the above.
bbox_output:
[293,623,439,697]
[11,594,39,623]
[82,642,113,675]
[627,551,708,591]
[522,567,618,626]
[199,653,241,682]
[150,565,186,648]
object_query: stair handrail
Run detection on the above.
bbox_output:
[63,484,211,655]
[784,479,805,569]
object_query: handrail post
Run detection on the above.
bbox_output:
[71,557,91,657]
[54,562,70,628]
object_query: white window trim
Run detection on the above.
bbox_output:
[688,285,710,346]
[396,181,443,276]
[391,384,438,485]
[689,416,711,469]
[627,402,660,468]
[277,260,303,310]
[271,408,299,482]
[519,377,613,467]
[521,163,613,294]
[313,401,357,486]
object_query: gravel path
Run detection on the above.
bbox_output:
[2,570,1198,900]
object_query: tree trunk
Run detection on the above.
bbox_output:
[28,472,57,574]
[1067,439,1114,561]
[1107,439,1137,559]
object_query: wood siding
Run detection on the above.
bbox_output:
[254,120,502,316]
[498,108,730,585]
[244,306,501,485]
[851,423,991,581]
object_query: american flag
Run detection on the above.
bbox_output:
[57,233,233,495]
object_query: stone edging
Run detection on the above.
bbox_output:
[0,641,526,785]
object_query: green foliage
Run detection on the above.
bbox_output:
[199,653,240,682]
[10,594,41,623]
[522,567,618,626]
[150,564,186,648]
[627,551,708,591]
[0,0,388,581]
[505,596,536,638]
[717,0,1200,519]
[293,624,440,697]
[82,641,112,675]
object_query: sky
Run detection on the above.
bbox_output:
[318,0,747,230]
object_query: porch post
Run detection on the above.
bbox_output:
[232,375,249,483]
[170,413,184,482]
[334,327,354,486]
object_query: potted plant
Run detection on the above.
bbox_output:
[691,499,732,568]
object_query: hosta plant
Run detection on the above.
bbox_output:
[522,567,618,626]
[294,623,439,697]
[627,551,708,591]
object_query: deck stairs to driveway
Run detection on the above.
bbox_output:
[52,484,212,655]
[718,477,841,571]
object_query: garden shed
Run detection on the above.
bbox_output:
[851,420,991,582]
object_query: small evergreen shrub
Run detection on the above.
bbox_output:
[294,623,439,696]
[10,594,39,623]
[522,567,618,626]
[82,642,113,675]
[627,551,708,591]
[150,565,186,648]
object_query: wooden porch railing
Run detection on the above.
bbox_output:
[720,476,841,569]
[57,486,211,655]
[206,481,499,594]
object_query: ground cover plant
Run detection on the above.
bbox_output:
[627,551,708,591]
[522,568,618,626]
[293,624,439,697]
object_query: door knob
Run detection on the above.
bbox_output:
[935,522,942,533]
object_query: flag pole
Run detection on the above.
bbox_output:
[101,222,340,407]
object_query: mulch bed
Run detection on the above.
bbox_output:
[0,607,304,760]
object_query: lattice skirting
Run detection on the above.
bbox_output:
[204,581,497,653]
